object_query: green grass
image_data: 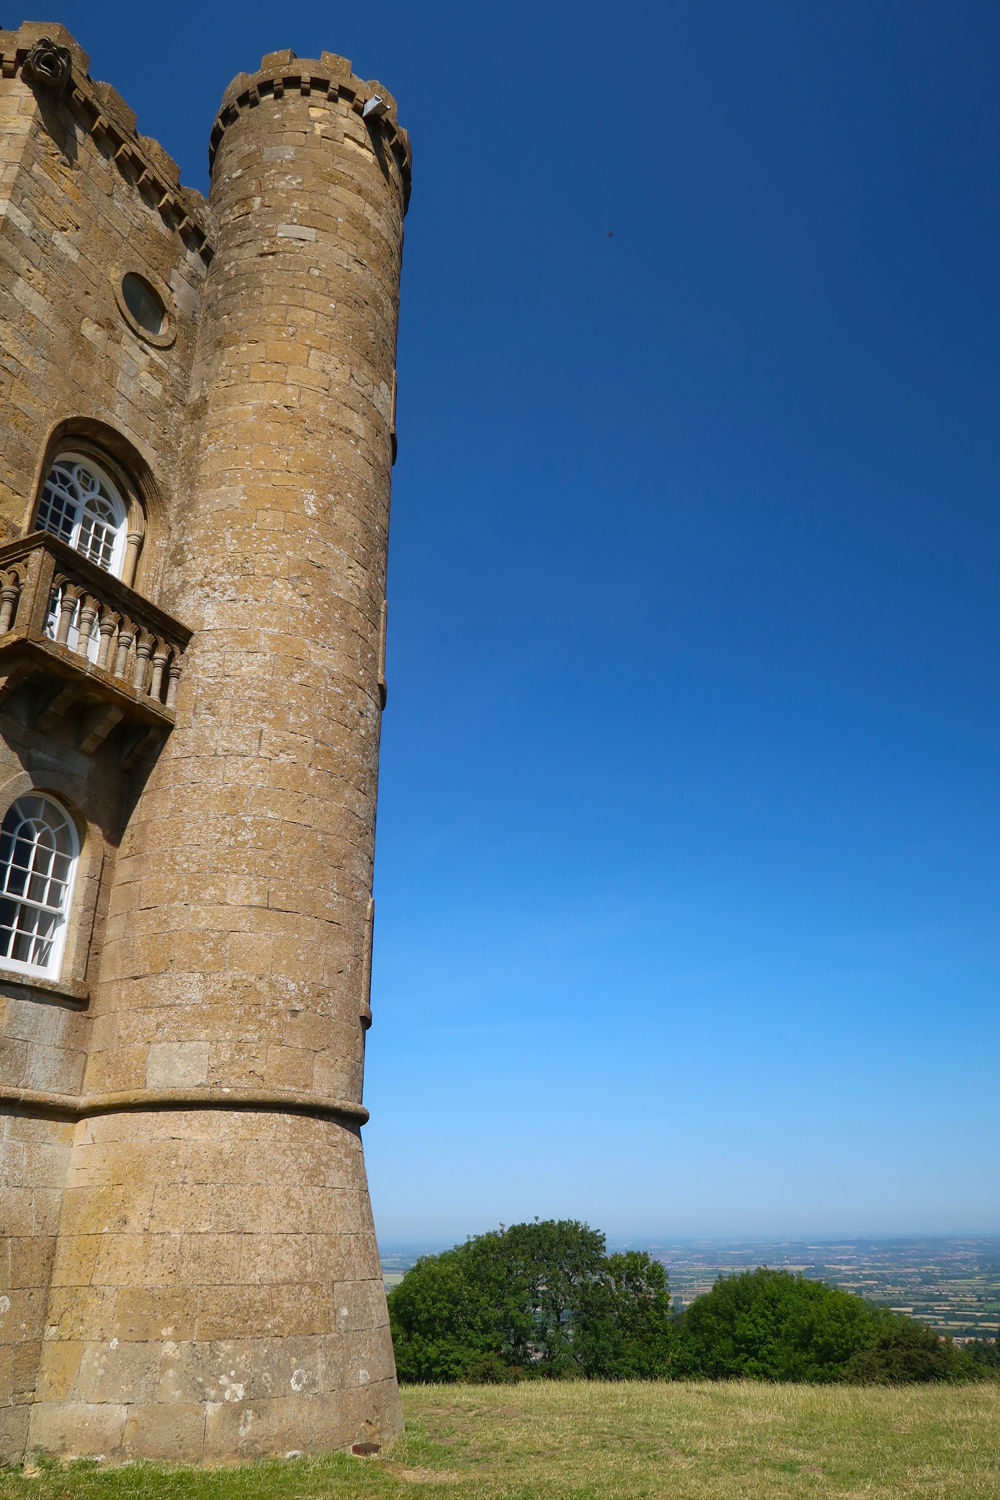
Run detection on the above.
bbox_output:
[3,1381,1000,1498]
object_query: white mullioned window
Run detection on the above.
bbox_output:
[0,794,79,978]
[37,454,128,659]
[36,453,128,577]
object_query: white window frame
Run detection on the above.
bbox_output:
[0,794,79,979]
[36,451,129,579]
[37,452,130,661]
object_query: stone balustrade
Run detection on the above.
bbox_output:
[0,531,191,740]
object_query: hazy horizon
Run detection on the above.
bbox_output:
[377,1226,1000,1254]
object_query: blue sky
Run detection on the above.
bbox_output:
[54,1,999,1241]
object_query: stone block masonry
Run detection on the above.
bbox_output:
[0,22,410,1463]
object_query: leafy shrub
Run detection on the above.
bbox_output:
[674,1268,893,1382]
[846,1318,965,1384]
[962,1336,1000,1374]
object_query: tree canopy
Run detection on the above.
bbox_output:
[674,1268,893,1382]
[388,1220,674,1382]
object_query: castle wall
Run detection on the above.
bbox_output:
[0,749,120,1454]
[7,40,411,1462]
[0,26,217,1461]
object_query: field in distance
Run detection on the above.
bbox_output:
[643,1236,1000,1341]
[2,1382,999,1498]
[381,1243,444,1294]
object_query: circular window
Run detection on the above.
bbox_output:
[121,273,164,335]
[113,267,176,347]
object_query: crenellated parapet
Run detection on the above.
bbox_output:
[210,48,412,210]
[0,21,213,259]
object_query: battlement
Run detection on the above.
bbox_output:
[210,48,412,210]
[0,20,213,258]
[0,23,413,262]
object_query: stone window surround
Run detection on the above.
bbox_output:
[24,419,166,597]
[0,790,79,980]
[36,450,130,581]
[0,768,106,1000]
[112,263,176,350]
[31,441,143,588]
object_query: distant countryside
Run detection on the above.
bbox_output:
[383,1236,1000,1342]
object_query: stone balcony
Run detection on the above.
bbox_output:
[0,532,191,760]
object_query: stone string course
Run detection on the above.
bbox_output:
[0,20,409,1464]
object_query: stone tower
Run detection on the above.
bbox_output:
[0,22,410,1463]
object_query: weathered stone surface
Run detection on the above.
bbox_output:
[0,19,407,1464]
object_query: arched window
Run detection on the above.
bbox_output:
[0,794,79,978]
[36,453,128,578]
[36,454,131,660]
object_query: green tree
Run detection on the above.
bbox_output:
[500,1219,607,1375]
[846,1318,967,1384]
[962,1337,1000,1375]
[387,1220,673,1382]
[575,1250,675,1379]
[388,1230,534,1383]
[674,1268,892,1383]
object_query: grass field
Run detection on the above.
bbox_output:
[2,1381,999,1498]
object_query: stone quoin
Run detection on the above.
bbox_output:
[0,20,410,1463]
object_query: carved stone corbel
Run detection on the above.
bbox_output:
[22,37,73,92]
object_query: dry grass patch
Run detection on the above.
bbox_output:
[1,1381,998,1498]
[398,1380,1000,1496]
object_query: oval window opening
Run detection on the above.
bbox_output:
[121,272,165,336]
